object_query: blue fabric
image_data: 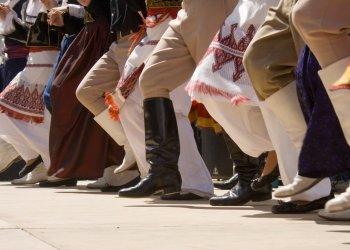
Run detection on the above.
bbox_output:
[44,35,76,112]
[296,46,350,178]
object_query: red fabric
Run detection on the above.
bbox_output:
[49,18,124,179]
[4,45,29,59]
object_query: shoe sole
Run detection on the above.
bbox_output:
[318,213,350,221]
[210,194,272,206]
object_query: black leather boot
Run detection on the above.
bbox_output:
[213,173,239,190]
[118,98,182,198]
[210,139,271,206]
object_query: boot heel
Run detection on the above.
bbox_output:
[252,193,272,202]
[163,185,181,195]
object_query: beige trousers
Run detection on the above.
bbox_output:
[76,36,133,115]
[140,0,238,99]
[243,0,303,100]
[292,0,350,68]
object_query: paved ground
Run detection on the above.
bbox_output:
[0,181,349,250]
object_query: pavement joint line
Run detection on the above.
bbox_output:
[21,228,60,250]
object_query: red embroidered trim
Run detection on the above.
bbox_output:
[186,80,250,106]
[0,82,45,124]
[201,23,256,82]
[29,47,60,53]
[4,45,29,59]
[0,105,43,123]
[26,64,54,68]
[148,7,181,19]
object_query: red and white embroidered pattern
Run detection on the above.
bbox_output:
[0,78,45,123]
[205,23,256,82]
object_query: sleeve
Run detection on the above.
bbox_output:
[85,0,110,20]
[0,9,28,42]
[67,4,85,18]
[61,12,84,35]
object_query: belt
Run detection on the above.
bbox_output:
[115,29,138,40]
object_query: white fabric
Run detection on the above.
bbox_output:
[200,99,273,157]
[186,0,279,159]
[67,4,85,18]
[187,0,279,106]
[259,101,331,202]
[0,135,38,162]
[94,109,137,173]
[318,57,350,146]
[264,82,307,150]
[0,109,52,168]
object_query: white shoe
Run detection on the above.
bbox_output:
[86,177,108,189]
[113,143,136,174]
[324,187,350,212]
[318,188,350,221]
[274,174,324,198]
[86,166,115,189]
[11,163,48,185]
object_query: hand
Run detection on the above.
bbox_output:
[47,9,64,27]
[76,0,91,7]
[40,0,58,10]
[0,5,10,20]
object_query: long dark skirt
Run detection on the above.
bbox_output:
[49,18,124,179]
[44,35,77,112]
[296,46,350,178]
[0,58,27,92]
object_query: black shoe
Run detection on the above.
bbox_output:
[214,173,239,190]
[251,166,279,191]
[0,156,25,181]
[118,169,181,198]
[210,181,272,206]
[19,156,42,178]
[39,178,77,187]
[101,176,141,193]
[160,192,204,200]
[271,193,335,214]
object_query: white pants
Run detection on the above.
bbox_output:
[0,109,51,168]
[200,99,274,157]
[259,101,331,201]
[120,84,214,198]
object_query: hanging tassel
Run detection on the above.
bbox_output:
[105,93,120,122]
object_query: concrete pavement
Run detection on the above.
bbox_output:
[0,181,349,250]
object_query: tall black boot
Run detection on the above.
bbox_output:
[118,97,182,198]
[210,137,271,206]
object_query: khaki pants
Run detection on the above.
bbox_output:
[76,36,133,115]
[292,0,350,68]
[243,0,303,100]
[140,0,238,99]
